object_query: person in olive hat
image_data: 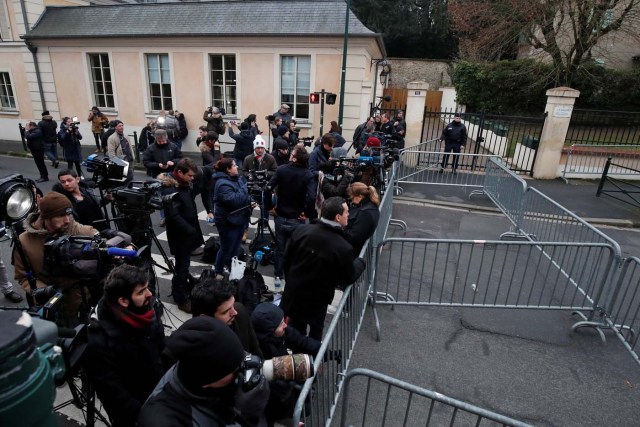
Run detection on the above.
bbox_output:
[13,191,98,326]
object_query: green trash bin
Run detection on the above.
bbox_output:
[0,311,65,427]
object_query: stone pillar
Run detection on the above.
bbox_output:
[533,87,580,179]
[405,81,429,146]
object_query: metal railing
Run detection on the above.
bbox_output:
[596,157,640,208]
[482,156,528,227]
[566,109,640,146]
[339,368,531,427]
[291,241,374,427]
[561,144,640,181]
[371,239,617,340]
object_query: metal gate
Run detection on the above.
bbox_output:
[421,108,546,175]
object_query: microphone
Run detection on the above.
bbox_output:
[105,247,138,257]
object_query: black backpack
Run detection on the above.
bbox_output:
[200,236,220,264]
[235,268,268,315]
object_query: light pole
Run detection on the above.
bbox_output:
[337,0,350,130]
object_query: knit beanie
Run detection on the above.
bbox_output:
[168,317,245,390]
[251,302,284,341]
[277,125,289,137]
[39,192,73,219]
[41,111,50,117]
[274,140,289,151]
[253,135,266,150]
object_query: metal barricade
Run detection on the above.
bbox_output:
[562,144,640,182]
[373,162,405,247]
[339,368,531,427]
[291,242,375,427]
[397,151,494,191]
[482,157,528,230]
[604,256,640,367]
[371,238,617,341]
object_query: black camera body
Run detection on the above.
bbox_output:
[85,154,127,187]
[111,180,169,213]
[300,136,314,148]
[247,170,270,196]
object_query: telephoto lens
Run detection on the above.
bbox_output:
[262,354,314,382]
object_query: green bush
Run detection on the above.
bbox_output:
[453,60,640,114]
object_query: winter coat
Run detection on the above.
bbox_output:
[51,182,107,231]
[281,220,366,314]
[212,172,251,228]
[58,125,83,162]
[309,144,331,173]
[142,142,183,177]
[231,302,264,358]
[85,298,166,427]
[440,121,468,146]
[88,112,109,134]
[330,132,346,148]
[203,112,226,135]
[107,132,134,162]
[228,127,254,161]
[158,173,204,256]
[241,152,277,179]
[38,115,58,144]
[344,199,380,256]
[25,126,44,151]
[268,162,316,220]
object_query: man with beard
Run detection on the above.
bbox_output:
[139,316,269,427]
[142,129,183,177]
[190,277,263,357]
[85,265,165,427]
[158,158,203,313]
[13,191,99,326]
[106,120,135,183]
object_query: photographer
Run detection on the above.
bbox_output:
[228,120,255,168]
[199,130,221,166]
[213,158,252,275]
[272,104,291,126]
[139,316,268,427]
[268,146,316,282]
[53,169,111,231]
[142,129,183,178]
[58,116,84,177]
[13,191,99,327]
[158,158,203,314]
[244,113,262,138]
[242,136,277,181]
[88,106,109,153]
[24,120,49,183]
[287,119,299,146]
[85,265,165,427]
[203,106,226,135]
[137,121,156,156]
[319,147,353,200]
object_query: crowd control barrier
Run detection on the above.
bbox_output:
[339,368,531,427]
[397,151,493,190]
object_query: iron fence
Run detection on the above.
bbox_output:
[606,256,640,366]
[596,157,640,208]
[566,109,640,146]
[339,368,531,427]
[561,144,640,181]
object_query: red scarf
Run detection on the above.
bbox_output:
[110,301,155,330]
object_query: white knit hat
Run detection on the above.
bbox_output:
[253,135,266,150]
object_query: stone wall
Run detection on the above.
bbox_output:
[386,58,452,90]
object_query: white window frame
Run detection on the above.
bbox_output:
[87,53,116,110]
[0,71,17,111]
[280,55,311,120]
[145,53,173,112]
[209,54,237,117]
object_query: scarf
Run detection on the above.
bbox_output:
[118,133,133,162]
[110,300,155,330]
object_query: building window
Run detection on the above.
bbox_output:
[210,55,236,116]
[146,54,172,111]
[0,72,16,109]
[88,54,114,109]
[281,56,311,119]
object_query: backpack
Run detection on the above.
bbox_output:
[200,236,220,264]
[235,268,268,314]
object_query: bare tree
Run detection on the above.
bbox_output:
[449,0,640,85]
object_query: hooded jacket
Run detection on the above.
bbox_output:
[212,171,251,227]
[38,115,58,144]
[228,127,254,162]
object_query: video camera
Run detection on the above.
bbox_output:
[111,180,171,213]
[247,170,270,195]
[300,136,314,148]
[207,106,226,116]
[85,154,129,187]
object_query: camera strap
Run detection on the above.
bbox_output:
[11,230,39,297]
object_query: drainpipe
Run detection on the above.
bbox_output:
[19,0,46,111]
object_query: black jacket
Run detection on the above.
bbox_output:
[231,302,264,358]
[38,115,58,144]
[51,182,107,230]
[85,298,166,427]
[269,163,316,219]
[159,172,205,255]
[281,220,366,314]
[309,144,331,173]
[25,126,44,151]
[142,142,183,177]
[213,172,251,227]
[440,121,468,146]
[228,127,254,162]
[345,199,380,256]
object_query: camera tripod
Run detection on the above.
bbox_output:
[249,189,276,255]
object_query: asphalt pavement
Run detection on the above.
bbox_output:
[2,143,640,426]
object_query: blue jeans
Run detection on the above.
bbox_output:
[215,222,245,274]
[171,252,191,305]
[274,216,304,278]
[44,143,58,163]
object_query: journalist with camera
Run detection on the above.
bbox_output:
[84,264,166,427]
[58,116,84,178]
[88,106,109,153]
[242,135,277,198]
[13,191,99,327]
[228,120,254,168]
[138,316,270,427]
[203,106,226,135]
